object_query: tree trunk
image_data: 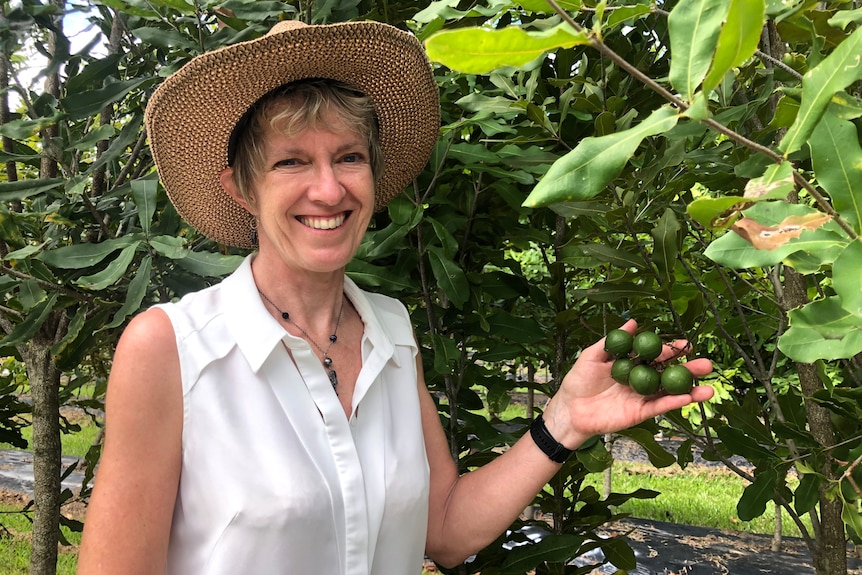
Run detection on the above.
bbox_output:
[24,332,63,575]
[783,267,848,575]
[29,4,64,573]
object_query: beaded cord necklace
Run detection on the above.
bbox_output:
[258,290,345,390]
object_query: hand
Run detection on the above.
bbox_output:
[542,320,714,449]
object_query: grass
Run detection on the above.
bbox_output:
[0,409,98,573]
[0,501,80,575]
[0,409,102,459]
[582,460,813,538]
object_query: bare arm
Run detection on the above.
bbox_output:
[422,319,714,567]
[77,308,183,575]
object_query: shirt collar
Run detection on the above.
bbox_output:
[222,255,288,373]
[222,255,410,373]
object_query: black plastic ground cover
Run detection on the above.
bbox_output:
[588,517,862,575]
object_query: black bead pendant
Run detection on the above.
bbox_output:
[323,356,333,367]
[329,334,337,342]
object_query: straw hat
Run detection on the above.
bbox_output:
[144,20,440,248]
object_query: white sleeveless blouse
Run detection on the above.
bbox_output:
[158,256,430,574]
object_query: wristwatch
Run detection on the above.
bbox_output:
[529,413,574,463]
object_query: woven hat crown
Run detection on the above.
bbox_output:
[145,20,440,248]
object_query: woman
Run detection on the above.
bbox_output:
[77,20,713,574]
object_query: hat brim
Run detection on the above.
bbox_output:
[145,21,440,249]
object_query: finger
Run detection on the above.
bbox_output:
[638,385,714,418]
[690,385,715,402]
[679,357,713,377]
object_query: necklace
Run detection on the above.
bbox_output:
[258,290,345,390]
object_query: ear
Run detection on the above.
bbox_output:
[220,167,256,214]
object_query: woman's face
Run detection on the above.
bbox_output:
[223,112,375,277]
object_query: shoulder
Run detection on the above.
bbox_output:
[112,307,180,387]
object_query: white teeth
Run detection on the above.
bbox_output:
[299,214,345,230]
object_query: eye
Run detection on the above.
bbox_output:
[342,152,367,164]
[274,158,298,168]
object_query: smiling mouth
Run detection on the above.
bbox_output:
[298,212,349,230]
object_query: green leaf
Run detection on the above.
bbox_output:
[716,426,779,462]
[606,5,651,30]
[617,427,676,468]
[64,53,123,94]
[524,105,679,208]
[765,0,803,16]
[745,162,796,200]
[62,77,150,120]
[0,293,59,347]
[428,217,459,258]
[738,468,778,521]
[486,311,545,344]
[431,332,460,374]
[0,115,63,139]
[809,111,862,232]
[345,259,414,292]
[843,498,862,539]
[427,246,469,308]
[572,282,658,303]
[576,438,613,472]
[601,536,637,571]
[518,0,582,13]
[149,235,188,259]
[101,255,152,332]
[651,208,681,284]
[716,402,775,445]
[474,343,524,363]
[833,240,862,316]
[36,236,139,269]
[500,534,583,573]
[18,279,46,311]
[74,242,140,290]
[86,115,144,176]
[131,176,159,235]
[704,202,847,269]
[217,0,293,20]
[4,242,48,261]
[577,244,646,270]
[687,195,749,230]
[667,0,729,100]
[779,297,862,362]
[702,0,766,93]
[779,26,862,155]
[0,178,64,202]
[424,24,589,75]
[66,124,115,151]
[0,202,24,246]
[130,26,198,51]
[173,250,243,277]
[828,7,862,30]
[794,472,821,515]
[50,304,89,369]
[357,223,410,260]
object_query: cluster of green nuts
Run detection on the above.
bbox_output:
[603,329,694,395]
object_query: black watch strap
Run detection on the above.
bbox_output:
[530,413,574,463]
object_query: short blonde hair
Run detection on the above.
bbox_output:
[228,79,383,206]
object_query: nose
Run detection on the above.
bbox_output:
[307,163,346,205]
